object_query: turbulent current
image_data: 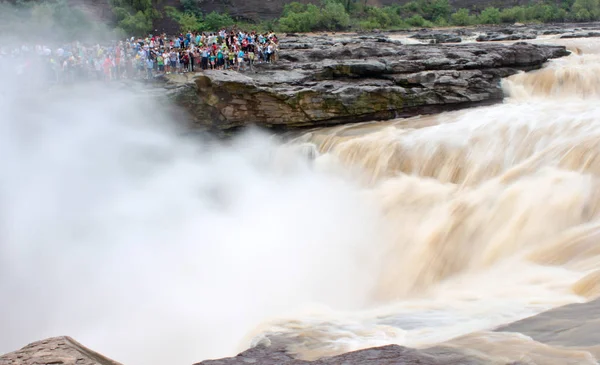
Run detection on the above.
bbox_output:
[262,37,600,364]
[1,36,600,365]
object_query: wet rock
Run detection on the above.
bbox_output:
[159,35,569,132]
[495,297,600,348]
[476,31,537,42]
[411,31,462,43]
[0,336,123,365]
[560,31,600,39]
[195,342,492,365]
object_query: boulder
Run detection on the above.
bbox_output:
[157,35,569,132]
[560,31,600,39]
[410,32,462,43]
[476,32,537,42]
[0,336,123,365]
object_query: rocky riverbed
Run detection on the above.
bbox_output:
[409,22,600,43]
[158,32,570,133]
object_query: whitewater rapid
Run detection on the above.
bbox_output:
[246,37,600,364]
[1,35,600,365]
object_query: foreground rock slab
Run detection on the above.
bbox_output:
[162,37,569,132]
[4,299,600,365]
[0,336,122,365]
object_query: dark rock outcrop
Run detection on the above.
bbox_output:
[0,336,123,365]
[476,28,537,42]
[195,342,493,365]
[560,31,600,38]
[410,31,463,43]
[162,36,569,132]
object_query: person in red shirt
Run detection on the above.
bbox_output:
[102,55,112,81]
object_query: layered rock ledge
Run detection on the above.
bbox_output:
[160,36,569,132]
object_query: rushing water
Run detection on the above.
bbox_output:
[1,35,600,365]
[247,37,600,364]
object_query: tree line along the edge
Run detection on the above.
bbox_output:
[1,0,599,39]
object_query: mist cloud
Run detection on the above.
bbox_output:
[0,23,384,365]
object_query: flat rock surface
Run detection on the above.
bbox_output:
[162,35,569,132]
[0,336,123,365]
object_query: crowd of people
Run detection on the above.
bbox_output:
[0,29,280,84]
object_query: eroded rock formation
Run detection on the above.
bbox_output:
[0,336,123,365]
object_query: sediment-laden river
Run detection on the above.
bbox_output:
[261,35,600,364]
[1,34,599,365]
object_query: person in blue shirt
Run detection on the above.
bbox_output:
[146,57,153,79]
[237,49,245,71]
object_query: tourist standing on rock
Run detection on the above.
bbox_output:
[188,49,195,72]
[157,53,164,73]
[237,49,245,71]
[248,46,255,71]
[170,50,177,73]
[201,47,209,70]
[146,56,153,79]
[163,50,171,73]
[217,48,224,70]
[182,51,189,73]
[7,28,279,84]
[102,55,112,81]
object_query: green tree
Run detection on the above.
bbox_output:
[165,6,201,32]
[450,8,474,25]
[282,2,308,16]
[571,0,600,20]
[180,0,203,17]
[202,11,235,31]
[478,7,501,23]
[499,6,525,23]
[110,0,160,35]
[406,14,428,26]
[425,0,452,20]
[279,10,316,32]
[319,0,351,29]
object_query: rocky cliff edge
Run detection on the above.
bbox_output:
[157,35,569,133]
